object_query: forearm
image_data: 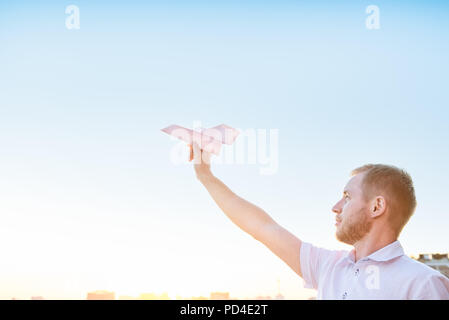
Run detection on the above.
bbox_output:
[198,173,276,239]
[192,149,303,277]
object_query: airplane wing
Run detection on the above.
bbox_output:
[161,124,222,155]
[203,124,240,145]
[161,124,240,155]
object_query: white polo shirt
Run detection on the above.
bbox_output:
[300,240,449,299]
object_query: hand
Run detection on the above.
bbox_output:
[189,142,213,180]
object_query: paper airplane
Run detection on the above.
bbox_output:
[161,124,240,155]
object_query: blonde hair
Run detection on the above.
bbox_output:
[351,164,417,236]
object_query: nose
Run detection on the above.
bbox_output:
[332,200,343,214]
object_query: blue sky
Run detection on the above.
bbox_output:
[0,0,448,299]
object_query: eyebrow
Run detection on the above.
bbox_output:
[343,190,350,197]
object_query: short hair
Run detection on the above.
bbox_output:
[351,164,417,235]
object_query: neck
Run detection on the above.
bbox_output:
[353,228,397,262]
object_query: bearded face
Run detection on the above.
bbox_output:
[333,173,373,245]
[336,207,373,245]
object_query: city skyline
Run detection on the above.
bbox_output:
[6,251,449,300]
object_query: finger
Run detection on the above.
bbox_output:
[192,142,202,164]
[188,144,193,162]
[202,148,212,165]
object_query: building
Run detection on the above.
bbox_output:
[139,292,170,300]
[413,253,449,278]
[210,292,229,300]
[255,295,272,300]
[274,279,285,300]
[87,290,115,300]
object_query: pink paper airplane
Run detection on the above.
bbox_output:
[161,124,240,156]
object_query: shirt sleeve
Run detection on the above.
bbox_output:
[414,274,449,300]
[300,241,345,290]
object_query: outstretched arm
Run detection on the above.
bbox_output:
[191,143,303,277]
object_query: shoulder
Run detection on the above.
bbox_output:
[396,255,444,277]
[301,241,348,267]
[394,256,449,299]
[299,241,349,290]
[393,255,447,280]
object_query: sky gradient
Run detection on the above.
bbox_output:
[0,0,448,299]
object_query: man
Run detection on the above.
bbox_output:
[189,142,449,299]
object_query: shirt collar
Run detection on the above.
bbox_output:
[346,240,405,263]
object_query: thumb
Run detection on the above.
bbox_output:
[188,144,194,162]
[192,142,202,164]
[201,147,212,165]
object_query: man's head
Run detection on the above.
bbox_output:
[332,164,417,245]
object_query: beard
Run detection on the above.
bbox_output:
[336,208,373,245]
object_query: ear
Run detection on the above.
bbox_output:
[370,196,386,218]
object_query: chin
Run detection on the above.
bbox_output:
[336,231,354,245]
